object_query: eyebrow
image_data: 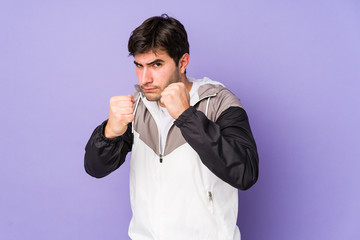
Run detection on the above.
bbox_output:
[133,59,165,66]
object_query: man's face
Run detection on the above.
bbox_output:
[134,50,180,102]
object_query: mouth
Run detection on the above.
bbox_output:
[141,87,158,93]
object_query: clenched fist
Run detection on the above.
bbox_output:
[160,82,190,119]
[105,95,135,138]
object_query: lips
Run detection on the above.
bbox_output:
[142,86,158,92]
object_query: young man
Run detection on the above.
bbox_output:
[84,14,259,240]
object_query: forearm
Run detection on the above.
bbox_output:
[174,106,259,190]
[84,121,133,178]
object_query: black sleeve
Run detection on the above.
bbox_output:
[84,120,133,178]
[174,106,259,190]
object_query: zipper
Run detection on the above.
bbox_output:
[158,123,165,163]
[157,94,216,163]
[207,190,214,214]
[157,111,175,164]
[158,126,169,163]
[138,92,217,164]
[208,191,213,201]
[158,121,172,164]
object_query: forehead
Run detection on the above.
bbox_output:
[134,49,172,63]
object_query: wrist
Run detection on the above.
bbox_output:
[104,124,121,139]
[175,105,190,119]
[174,106,196,126]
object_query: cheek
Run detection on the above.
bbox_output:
[136,69,146,85]
[158,66,177,81]
[135,69,141,79]
[152,70,167,86]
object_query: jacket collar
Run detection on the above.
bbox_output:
[133,77,225,108]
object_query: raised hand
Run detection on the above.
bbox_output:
[105,95,135,138]
[160,82,190,119]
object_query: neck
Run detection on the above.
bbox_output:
[181,75,193,93]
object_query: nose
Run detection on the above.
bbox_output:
[140,67,153,85]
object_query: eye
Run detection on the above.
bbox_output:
[135,63,143,68]
[153,62,162,68]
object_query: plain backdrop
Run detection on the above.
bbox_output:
[1,0,359,239]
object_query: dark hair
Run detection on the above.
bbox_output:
[128,14,189,66]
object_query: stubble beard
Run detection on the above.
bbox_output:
[141,69,181,102]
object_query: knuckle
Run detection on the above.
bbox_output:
[126,107,134,114]
[110,96,116,103]
[118,114,126,121]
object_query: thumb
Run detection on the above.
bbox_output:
[159,94,167,108]
[129,95,135,103]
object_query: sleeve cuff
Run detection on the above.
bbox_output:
[174,106,197,127]
[98,120,123,143]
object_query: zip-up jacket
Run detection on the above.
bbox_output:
[84,77,259,240]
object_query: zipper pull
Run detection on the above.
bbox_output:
[160,154,163,163]
[208,191,213,201]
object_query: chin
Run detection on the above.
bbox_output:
[144,93,161,102]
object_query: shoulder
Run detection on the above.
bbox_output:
[191,77,244,120]
[213,87,243,121]
[197,84,244,121]
[215,87,243,108]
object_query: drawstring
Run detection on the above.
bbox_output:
[205,97,211,117]
[132,96,141,133]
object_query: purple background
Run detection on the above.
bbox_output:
[1,0,359,239]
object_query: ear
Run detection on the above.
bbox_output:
[178,53,190,74]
